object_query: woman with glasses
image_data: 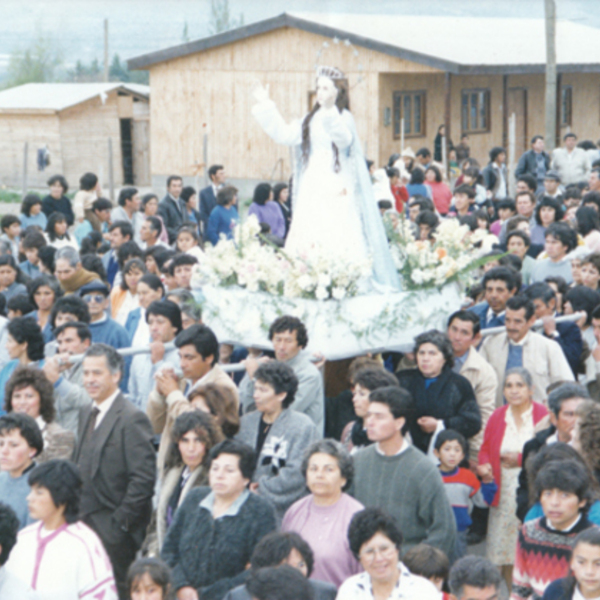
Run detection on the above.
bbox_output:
[337,508,438,599]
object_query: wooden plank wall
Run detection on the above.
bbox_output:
[0,113,63,189]
[59,93,124,188]
[147,27,441,180]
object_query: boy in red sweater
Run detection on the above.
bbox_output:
[511,459,597,600]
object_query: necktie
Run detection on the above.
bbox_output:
[86,406,100,440]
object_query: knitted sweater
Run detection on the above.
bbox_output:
[349,444,457,556]
[512,516,596,600]
[235,409,320,520]
[0,468,35,529]
[161,487,276,599]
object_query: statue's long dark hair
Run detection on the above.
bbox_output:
[301,77,350,173]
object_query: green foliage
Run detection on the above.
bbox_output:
[67,58,102,83]
[208,0,244,35]
[109,54,149,84]
[5,31,63,88]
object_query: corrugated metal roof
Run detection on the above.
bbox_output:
[0,82,150,112]
[127,12,600,74]
[291,13,600,67]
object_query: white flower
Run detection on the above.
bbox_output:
[332,286,346,300]
[315,286,328,301]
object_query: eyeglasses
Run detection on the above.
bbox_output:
[82,294,105,304]
[360,544,396,562]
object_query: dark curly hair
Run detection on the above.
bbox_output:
[250,531,315,576]
[188,383,240,438]
[7,317,45,361]
[268,315,308,348]
[413,329,454,370]
[5,366,56,423]
[165,410,224,470]
[254,361,299,409]
[348,508,403,560]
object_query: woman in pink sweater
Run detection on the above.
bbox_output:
[282,440,363,587]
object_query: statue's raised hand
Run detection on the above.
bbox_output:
[251,80,270,104]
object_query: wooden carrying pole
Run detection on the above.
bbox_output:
[21,142,28,198]
[544,0,557,152]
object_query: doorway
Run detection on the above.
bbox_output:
[120,118,134,185]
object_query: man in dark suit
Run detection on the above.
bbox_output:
[469,267,518,330]
[524,282,583,376]
[158,174,186,244]
[200,164,226,235]
[73,343,156,600]
[101,221,133,288]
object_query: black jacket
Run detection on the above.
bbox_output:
[514,149,551,180]
[158,194,187,244]
[515,425,556,522]
[396,367,481,454]
[162,487,277,600]
[223,579,336,600]
[41,194,75,226]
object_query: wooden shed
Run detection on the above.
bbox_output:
[0,82,151,189]
[127,13,600,190]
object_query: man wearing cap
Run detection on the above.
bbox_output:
[515,135,551,194]
[128,300,182,411]
[540,170,564,203]
[79,280,132,392]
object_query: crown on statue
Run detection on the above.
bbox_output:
[316,65,345,80]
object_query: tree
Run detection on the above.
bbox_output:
[208,0,244,35]
[109,54,149,85]
[5,31,63,88]
[67,58,102,83]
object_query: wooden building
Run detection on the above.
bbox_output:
[128,13,600,190]
[0,82,150,189]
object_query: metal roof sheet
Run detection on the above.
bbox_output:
[0,82,150,112]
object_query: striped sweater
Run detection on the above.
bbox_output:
[511,516,597,600]
[440,467,497,532]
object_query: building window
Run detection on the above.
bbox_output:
[393,91,426,139]
[461,89,490,133]
[561,86,572,127]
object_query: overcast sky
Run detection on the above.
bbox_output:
[0,0,597,68]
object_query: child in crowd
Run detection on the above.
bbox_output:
[0,215,21,259]
[512,459,596,600]
[176,225,204,262]
[434,430,497,560]
[490,198,516,237]
[403,544,451,600]
[19,193,47,230]
[45,212,78,250]
[543,528,600,600]
[127,557,171,600]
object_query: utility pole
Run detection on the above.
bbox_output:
[103,19,109,82]
[544,0,557,152]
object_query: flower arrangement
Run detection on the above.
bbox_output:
[193,216,372,301]
[387,216,498,290]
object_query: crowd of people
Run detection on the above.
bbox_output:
[1,130,600,600]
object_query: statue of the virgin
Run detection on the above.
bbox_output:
[252,66,400,291]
